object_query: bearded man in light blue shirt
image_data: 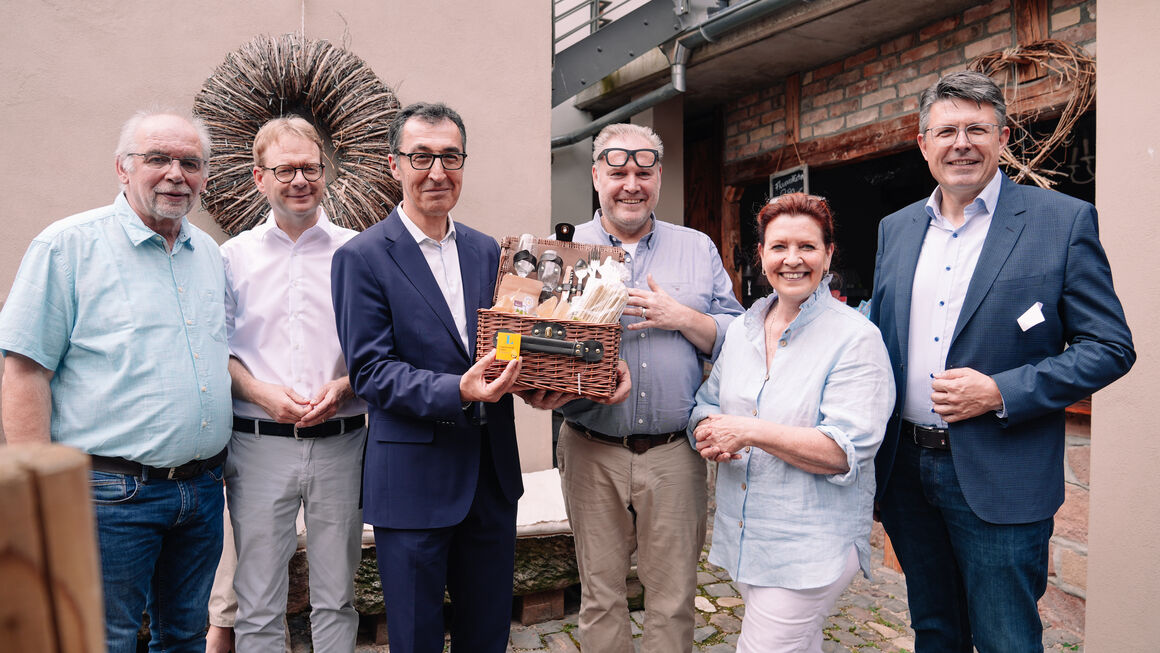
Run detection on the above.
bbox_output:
[0,110,232,653]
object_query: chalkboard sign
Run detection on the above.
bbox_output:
[769,164,809,199]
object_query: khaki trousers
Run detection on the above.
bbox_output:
[558,422,707,653]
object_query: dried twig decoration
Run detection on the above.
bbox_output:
[194,34,402,234]
[969,39,1095,189]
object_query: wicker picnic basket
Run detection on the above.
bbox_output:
[475,236,624,398]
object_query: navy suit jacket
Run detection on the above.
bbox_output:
[869,175,1134,524]
[331,209,523,529]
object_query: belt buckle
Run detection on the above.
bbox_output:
[167,466,179,480]
[627,437,649,455]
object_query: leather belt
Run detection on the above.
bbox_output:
[902,420,950,450]
[232,414,366,439]
[90,448,228,481]
[565,420,684,455]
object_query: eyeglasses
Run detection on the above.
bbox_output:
[598,148,659,168]
[263,163,325,183]
[396,152,467,170]
[127,152,205,174]
[923,123,1001,145]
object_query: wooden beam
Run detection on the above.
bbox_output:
[1014,0,1049,81]
[721,186,745,302]
[785,73,801,143]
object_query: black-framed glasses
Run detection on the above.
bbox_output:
[263,163,325,183]
[127,152,205,174]
[923,123,1001,145]
[396,151,467,170]
[598,148,659,168]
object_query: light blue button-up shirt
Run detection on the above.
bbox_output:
[690,280,894,587]
[561,213,743,436]
[0,194,232,466]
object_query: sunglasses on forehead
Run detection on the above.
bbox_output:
[597,148,660,168]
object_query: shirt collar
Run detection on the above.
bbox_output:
[590,210,658,249]
[115,192,193,249]
[924,169,1004,227]
[744,273,834,340]
[398,204,456,245]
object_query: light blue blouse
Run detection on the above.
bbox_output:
[690,279,894,588]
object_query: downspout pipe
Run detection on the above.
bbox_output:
[550,0,804,150]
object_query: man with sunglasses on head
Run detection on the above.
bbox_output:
[0,110,231,653]
[543,123,742,653]
[869,71,1134,652]
[213,116,366,652]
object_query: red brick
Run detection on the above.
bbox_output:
[900,41,940,66]
[898,73,940,98]
[847,107,879,127]
[920,51,965,75]
[726,123,739,137]
[750,99,772,116]
[880,33,916,56]
[965,33,1014,60]
[902,96,919,111]
[844,47,879,70]
[1054,484,1088,545]
[1057,545,1087,591]
[801,79,828,98]
[726,107,748,124]
[941,23,985,49]
[725,147,741,163]
[758,135,786,152]
[849,78,881,97]
[830,98,860,116]
[883,64,920,87]
[813,60,844,80]
[737,91,760,107]
[1067,444,1090,487]
[963,0,1010,25]
[739,142,761,158]
[1039,585,1086,638]
[738,116,759,131]
[880,99,906,118]
[749,125,772,140]
[1051,20,1096,44]
[815,116,846,135]
[802,107,829,126]
[920,15,960,42]
[771,122,787,136]
[726,134,747,149]
[813,89,844,107]
[829,69,862,90]
[862,87,898,108]
[987,11,1012,35]
[863,56,897,77]
[760,109,786,125]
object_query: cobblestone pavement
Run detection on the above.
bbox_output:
[345,540,1085,652]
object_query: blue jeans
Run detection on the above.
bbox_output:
[878,437,1052,653]
[91,466,225,653]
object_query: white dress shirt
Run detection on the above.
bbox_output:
[222,209,366,419]
[397,205,470,351]
[903,171,1002,427]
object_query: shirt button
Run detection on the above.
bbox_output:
[751,409,757,416]
[945,266,951,271]
[939,301,945,306]
[193,353,200,359]
[637,418,644,424]
[739,520,744,528]
[200,386,207,392]
[741,482,747,491]
[779,339,788,347]
[201,420,208,428]
[639,391,646,398]
[186,319,193,326]
[641,362,648,368]
[934,337,940,342]
[640,333,646,339]
[745,446,751,453]
[952,233,959,238]
[177,286,184,293]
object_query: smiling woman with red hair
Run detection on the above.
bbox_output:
[690,193,895,652]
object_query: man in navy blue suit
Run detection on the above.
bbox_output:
[331,102,524,653]
[869,71,1134,652]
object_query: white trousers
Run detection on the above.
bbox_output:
[224,427,367,653]
[736,545,860,653]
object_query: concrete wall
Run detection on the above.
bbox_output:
[0,1,554,469]
[1086,1,1160,648]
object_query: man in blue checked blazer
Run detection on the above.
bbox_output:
[868,71,1134,653]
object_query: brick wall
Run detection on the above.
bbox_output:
[724,0,1097,163]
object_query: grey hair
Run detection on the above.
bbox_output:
[115,108,213,171]
[388,102,467,154]
[918,71,1007,132]
[592,123,664,162]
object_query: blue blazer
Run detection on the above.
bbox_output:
[331,209,523,529]
[869,176,1134,524]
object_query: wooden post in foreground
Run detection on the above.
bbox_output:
[0,444,104,653]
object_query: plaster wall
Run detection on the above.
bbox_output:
[0,0,554,469]
[1085,1,1160,647]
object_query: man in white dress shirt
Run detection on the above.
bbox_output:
[214,116,367,652]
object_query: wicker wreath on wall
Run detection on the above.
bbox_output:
[969,39,1095,189]
[194,34,401,234]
